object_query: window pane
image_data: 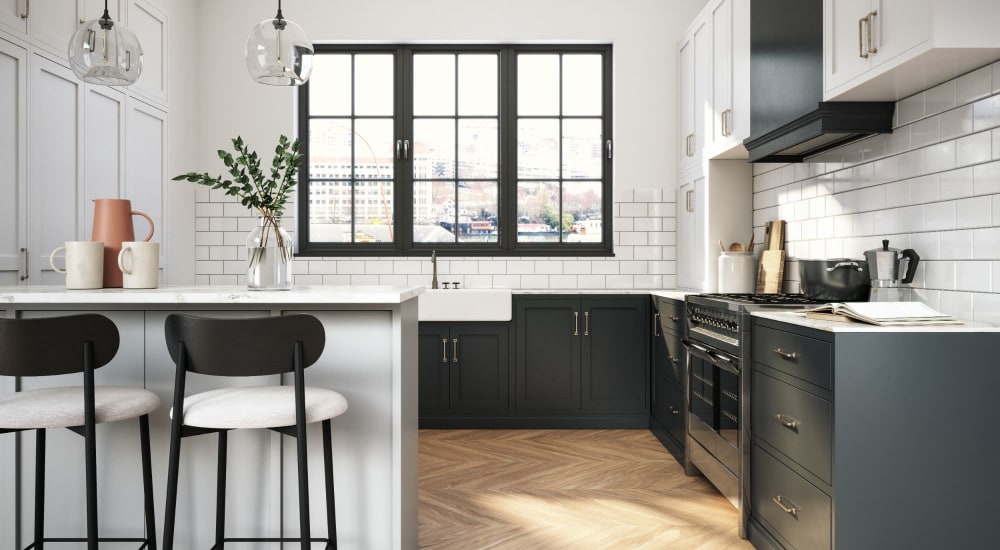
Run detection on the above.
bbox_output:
[414,119,456,180]
[355,54,394,116]
[310,119,352,178]
[458,54,497,116]
[517,119,559,179]
[563,181,602,243]
[458,181,498,243]
[414,54,455,116]
[355,180,394,242]
[562,118,603,179]
[562,55,602,116]
[518,54,559,116]
[354,118,395,180]
[517,180,561,243]
[458,119,498,179]
[413,181,457,243]
[308,182,352,243]
[309,54,351,116]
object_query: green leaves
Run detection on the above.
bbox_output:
[173,134,302,219]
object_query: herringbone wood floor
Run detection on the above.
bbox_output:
[419,429,754,550]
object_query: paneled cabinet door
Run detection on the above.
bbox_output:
[581,298,648,411]
[127,0,167,105]
[0,0,27,35]
[28,53,83,285]
[707,0,749,158]
[677,174,705,290]
[0,39,26,286]
[25,0,84,59]
[450,323,509,411]
[419,324,451,414]
[678,17,709,173]
[124,98,166,272]
[515,298,581,411]
[84,85,125,233]
[824,0,873,92]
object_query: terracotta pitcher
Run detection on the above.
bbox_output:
[91,199,154,288]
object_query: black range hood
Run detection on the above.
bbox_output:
[743,0,894,163]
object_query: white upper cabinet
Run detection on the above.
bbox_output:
[824,0,1000,101]
[705,0,750,160]
[678,16,709,174]
[25,0,84,61]
[0,0,27,35]
[0,38,26,286]
[127,0,167,105]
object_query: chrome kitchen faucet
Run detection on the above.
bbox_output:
[431,250,438,289]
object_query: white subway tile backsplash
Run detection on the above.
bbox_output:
[633,275,664,289]
[925,80,956,116]
[940,167,974,200]
[615,217,634,231]
[956,261,991,292]
[633,188,662,203]
[923,141,956,174]
[910,174,940,204]
[647,232,676,246]
[973,291,1000,323]
[619,203,648,217]
[923,201,956,231]
[613,188,634,202]
[591,261,620,275]
[940,104,974,140]
[564,261,592,275]
[910,116,940,148]
[973,95,1000,132]
[634,217,663,232]
[972,160,1000,195]
[633,246,662,261]
[972,227,1000,259]
[647,202,677,217]
[605,275,634,289]
[577,275,606,289]
[924,260,956,290]
[956,197,991,229]
[520,275,550,289]
[956,131,993,167]
[478,260,507,275]
[897,92,925,125]
[548,275,578,288]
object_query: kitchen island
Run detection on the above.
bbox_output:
[0,285,422,550]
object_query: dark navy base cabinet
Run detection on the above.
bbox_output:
[648,296,687,464]
[749,316,1000,550]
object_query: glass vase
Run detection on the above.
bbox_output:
[246,216,293,290]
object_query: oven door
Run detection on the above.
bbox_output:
[684,339,741,475]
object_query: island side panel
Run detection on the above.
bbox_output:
[281,308,398,550]
[397,298,419,550]
[834,331,1000,549]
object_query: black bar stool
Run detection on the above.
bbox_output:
[0,314,160,550]
[161,314,346,550]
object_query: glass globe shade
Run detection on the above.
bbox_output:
[245,17,314,86]
[67,17,143,86]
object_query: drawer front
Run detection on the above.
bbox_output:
[653,376,685,443]
[753,325,832,389]
[656,331,684,386]
[655,297,684,335]
[753,372,832,484]
[753,445,832,550]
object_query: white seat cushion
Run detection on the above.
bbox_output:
[0,386,161,430]
[172,386,348,429]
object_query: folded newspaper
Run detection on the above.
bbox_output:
[801,302,963,326]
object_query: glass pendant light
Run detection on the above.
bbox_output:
[67,0,142,86]
[245,0,314,86]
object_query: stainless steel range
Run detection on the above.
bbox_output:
[682,293,824,538]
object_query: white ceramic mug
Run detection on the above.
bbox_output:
[49,241,105,289]
[117,241,160,289]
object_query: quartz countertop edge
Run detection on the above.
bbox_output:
[0,285,424,305]
[752,310,1000,332]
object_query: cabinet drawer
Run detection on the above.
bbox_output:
[656,331,684,386]
[654,297,684,334]
[753,325,832,389]
[753,445,831,550]
[753,372,832,484]
[653,377,685,444]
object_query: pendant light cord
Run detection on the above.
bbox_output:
[99,0,113,30]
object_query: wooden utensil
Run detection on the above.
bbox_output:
[747,232,755,253]
[756,249,786,293]
[728,242,744,252]
[719,240,726,253]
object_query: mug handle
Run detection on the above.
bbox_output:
[49,246,67,274]
[117,246,133,275]
[132,210,155,242]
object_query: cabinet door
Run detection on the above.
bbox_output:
[824,0,873,93]
[515,298,580,411]
[127,0,167,105]
[869,0,930,69]
[677,174,705,290]
[709,0,732,152]
[26,0,84,59]
[678,32,694,167]
[581,297,648,411]
[451,323,509,411]
[0,0,27,35]
[0,39,26,286]
[84,85,125,233]
[28,53,83,286]
[419,323,451,413]
[124,98,165,272]
[692,18,710,161]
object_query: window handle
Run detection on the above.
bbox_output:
[396,139,402,160]
[606,140,613,159]
[403,139,410,160]
[20,247,28,281]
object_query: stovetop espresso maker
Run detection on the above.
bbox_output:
[863,239,919,301]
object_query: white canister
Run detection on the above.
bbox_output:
[718,251,757,293]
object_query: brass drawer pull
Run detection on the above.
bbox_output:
[669,315,679,322]
[772,495,799,517]
[773,413,798,430]
[773,348,797,360]
[669,406,680,415]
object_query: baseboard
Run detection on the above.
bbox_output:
[419,414,649,429]
[648,417,686,464]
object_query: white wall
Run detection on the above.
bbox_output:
[753,61,1000,322]
[180,0,707,288]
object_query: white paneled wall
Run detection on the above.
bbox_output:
[753,60,1000,322]
[192,187,678,290]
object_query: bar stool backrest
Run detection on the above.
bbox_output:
[0,314,120,377]
[164,314,326,376]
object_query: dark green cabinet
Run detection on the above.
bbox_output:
[514,295,649,425]
[419,322,510,421]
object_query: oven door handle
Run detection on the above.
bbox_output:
[682,339,740,375]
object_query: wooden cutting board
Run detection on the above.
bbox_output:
[756,249,785,293]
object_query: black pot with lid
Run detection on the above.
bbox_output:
[797,258,871,301]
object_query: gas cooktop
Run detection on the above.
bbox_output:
[695,293,827,305]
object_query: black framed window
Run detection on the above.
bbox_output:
[297,44,613,256]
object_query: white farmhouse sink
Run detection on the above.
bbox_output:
[418,288,513,321]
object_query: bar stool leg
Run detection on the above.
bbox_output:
[323,419,337,549]
[163,425,182,549]
[139,415,157,550]
[296,422,311,550]
[215,431,228,550]
[33,429,45,550]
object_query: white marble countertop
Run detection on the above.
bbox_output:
[752,310,1000,332]
[0,285,424,305]
[511,289,691,299]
